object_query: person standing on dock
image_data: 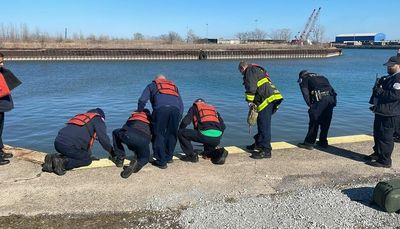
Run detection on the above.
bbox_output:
[112,109,152,178]
[137,74,183,169]
[365,51,400,168]
[296,70,337,150]
[238,61,283,159]
[178,98,228,164]
[0,52,22,166]
[42,108,114,175]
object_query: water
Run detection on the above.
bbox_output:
[4,49,395,157]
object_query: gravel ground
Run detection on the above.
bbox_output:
[179,184,400,229]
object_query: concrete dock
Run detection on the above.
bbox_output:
[0,134,399,228]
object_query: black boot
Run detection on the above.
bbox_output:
[211,148,229,165]
[180,153,199,163]
[109,156,124,167]
[0,149,13,159]
[0,157,9,166]
[120,160,142,179]
[52,155,67,176]
[42,154,54,172]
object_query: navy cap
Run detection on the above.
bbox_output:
[384,55,400,66]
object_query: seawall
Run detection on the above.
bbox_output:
[0,48,342,61]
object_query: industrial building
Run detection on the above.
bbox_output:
[335,33,386,44]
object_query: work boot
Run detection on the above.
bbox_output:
[151,160,167,169]
[297,142,314,150]
[246,143,262,151]
[167,158,174,164]
[250,150,271,159]
[180,153,199,163]
[109,156,124,167]
[0,158,9,165]
[316,141,328,148]
[364,152,379,161]
[366,160,392,168]
[0,149,13,159]
[42,153,54,172]
[52,155,67,176]
[211,148,229,165]
[120,160,142,179]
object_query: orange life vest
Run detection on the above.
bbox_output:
[127,111,150,124]
[0,73,11,98]
[192,102,220,128]
[66,112,99,150]
[154,79,179,96]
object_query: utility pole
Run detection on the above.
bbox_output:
[64,28,68,40]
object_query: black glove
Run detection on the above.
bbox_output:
[374,87,384,96]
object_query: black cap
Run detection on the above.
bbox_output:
[194,98,205,103]
[88,108,105,119]
[299,70,308,78]
[384,55,400,66]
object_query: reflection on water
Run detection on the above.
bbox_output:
[5,49,394,157]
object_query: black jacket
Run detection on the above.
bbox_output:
[123,119,152,140]
[372,72,400,116]
[299,73,336,107]
[55,112,112,153]
[179,105,225,132]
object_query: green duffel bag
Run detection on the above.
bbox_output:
[373,179,400,213]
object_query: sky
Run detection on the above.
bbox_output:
[1,0,398,41]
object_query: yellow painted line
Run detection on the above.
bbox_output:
[326,134,373,144]
[271,141,297,149]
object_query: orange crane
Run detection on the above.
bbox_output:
[292,7,321,45]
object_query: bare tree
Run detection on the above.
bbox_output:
[310,24,325,44]
[235,32,249,41]
[270,28,292,41]
[250,29,267,40]
[186,29,199,43]
[133,32,144,40]
[159,31,183,44]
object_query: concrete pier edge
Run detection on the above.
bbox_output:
[6,134,373,170]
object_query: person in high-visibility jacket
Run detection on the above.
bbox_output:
[42,108,114,175]
[238,61,283,159]
[112,109,152,178]
[178,98,228,164]
[0,52,22,166]
[137,74,183,169]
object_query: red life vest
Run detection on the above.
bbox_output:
[0,73,10,98]
[66,112,99,150]
[127,111,150,124]
[192,102,220,128]
[153,79,179,96]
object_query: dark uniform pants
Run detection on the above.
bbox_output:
[304,99,334,145]
[254,102,274,152]
[373,114,400,165]
[178,128,221,157]
[152,106,181,166]
[112,128,150,168]
[54,140,91,170]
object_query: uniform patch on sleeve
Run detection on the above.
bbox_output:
[393,83,400,90]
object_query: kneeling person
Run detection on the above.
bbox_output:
[43,108,113,175]
[112,109,152,178]
[178,99,227,164]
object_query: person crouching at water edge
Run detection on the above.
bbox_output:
[137,74,183,169]
[178,98,228,164]
[42,108,114,175]
[238,61,283,159]
[111,109,152,178]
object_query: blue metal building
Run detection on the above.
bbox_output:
[335,33,386,43]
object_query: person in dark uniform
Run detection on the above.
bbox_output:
[238,61,283,159]
[112,109,152,178]
[178,98,228,164]
[297,70,337,150]
[365,52,400,168]
[42,108,114,175]
[0,52,22,165]
[137,74,183,169]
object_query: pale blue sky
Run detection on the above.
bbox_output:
[1,0,398,41]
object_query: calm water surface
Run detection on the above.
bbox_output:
[5,49,395,157]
